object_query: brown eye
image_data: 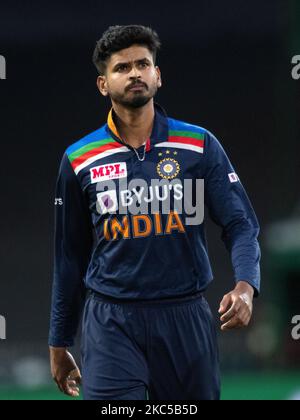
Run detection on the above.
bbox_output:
[117,65,127,72]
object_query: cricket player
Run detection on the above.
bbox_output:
[49,25,261,400]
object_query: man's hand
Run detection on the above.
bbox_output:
[218,281,254,331]
[50,346,81,397]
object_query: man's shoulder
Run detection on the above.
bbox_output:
[65,123,109,159]
[166,116,217,155]
[167,116,222,152]
[167,116,208,136]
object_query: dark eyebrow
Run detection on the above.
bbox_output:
[113,58,150,70]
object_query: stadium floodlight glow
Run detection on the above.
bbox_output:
[0,55,6,79]
[291,55,300,80]
[0,315,6,340]
[291,315,300,341]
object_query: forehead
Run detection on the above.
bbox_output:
[108,45,153,67]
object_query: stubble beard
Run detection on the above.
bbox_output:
[109,84,158,109]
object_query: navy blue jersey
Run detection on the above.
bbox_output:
[49,103,260,347]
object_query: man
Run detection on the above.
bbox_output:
[49,25,260,400]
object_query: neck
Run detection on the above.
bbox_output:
[112,100,155,149]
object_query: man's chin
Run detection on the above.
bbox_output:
[123,96,152,109]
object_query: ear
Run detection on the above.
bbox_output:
[97,75,109,96]
[155,66,162,88]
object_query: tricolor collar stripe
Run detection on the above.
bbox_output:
[106,103,169,148]
[70,142,125,172]
[68,138,115,162]
[73,146,131,175]
[155,142,204,154]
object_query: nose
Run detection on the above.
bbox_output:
[129,65,141,79]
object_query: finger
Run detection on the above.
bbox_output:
[57,382,71,396]
[69,368,82,385]
[67,384,80,395]
[221,317,243,331]
[55,376,79,397]
[236,304,251,324]
[240,309,251,326]
[67,380,77,387]
[67,379,80,393]
[222,308,250,331]
[220,299,241,323]
[218,294,232,314]
[62,379,80,397]
[67,377,81,396]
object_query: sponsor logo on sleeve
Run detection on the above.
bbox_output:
[228,172,239,183]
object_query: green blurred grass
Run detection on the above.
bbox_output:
[0,372,299,400]
[221,372,300,400]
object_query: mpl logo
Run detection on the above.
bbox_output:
[90,162,127,184]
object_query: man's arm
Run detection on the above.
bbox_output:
[49,153,94,395]
[203,131,261,330]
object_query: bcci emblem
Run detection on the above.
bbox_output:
[157,157,180,180]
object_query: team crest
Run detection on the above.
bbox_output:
[157,158,180,180]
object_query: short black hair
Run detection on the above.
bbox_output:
[92,25,161,75]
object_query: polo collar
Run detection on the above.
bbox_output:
[106,102,169,151]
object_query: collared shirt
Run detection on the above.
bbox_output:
[49,102,261,347]
[106,103,169,154]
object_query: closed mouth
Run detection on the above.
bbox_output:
[128,84,145,90]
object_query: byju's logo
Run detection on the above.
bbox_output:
[291,55,300,80]
[0,315,6,340]
[0,55,6,79]
[291,316,300,340]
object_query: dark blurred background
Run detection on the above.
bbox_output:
[0,0,299,400]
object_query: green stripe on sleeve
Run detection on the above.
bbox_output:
[69,138,115,162]
[169,130,205,140]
